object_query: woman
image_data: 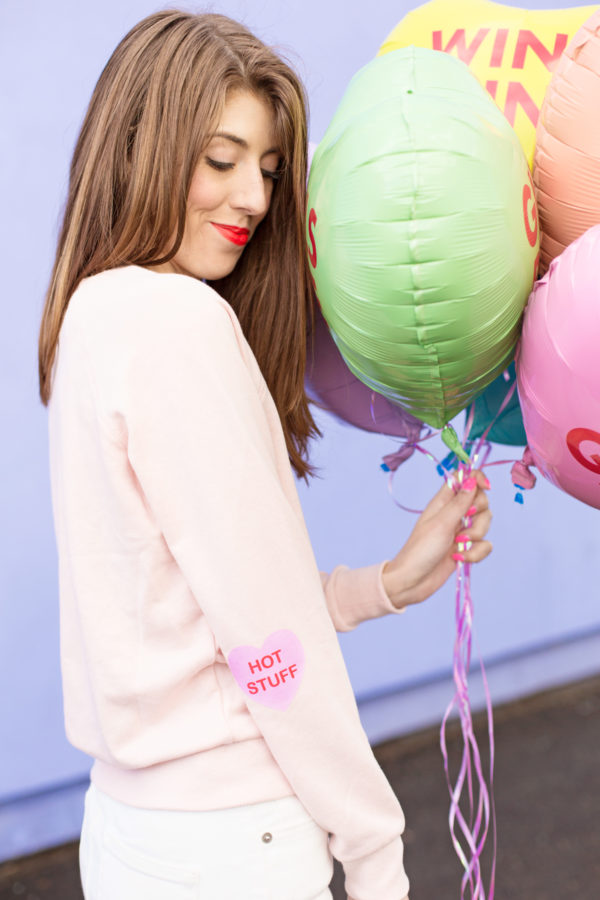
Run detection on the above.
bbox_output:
[38,11,492,900]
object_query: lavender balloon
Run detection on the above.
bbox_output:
[306,306,424,442]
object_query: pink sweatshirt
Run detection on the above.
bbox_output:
[47,264,410,899]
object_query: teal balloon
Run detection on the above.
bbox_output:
[464,362,527,446]
[307,47,539,429]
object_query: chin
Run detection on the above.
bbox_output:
[210,261,241,280]
[183,252,244,282]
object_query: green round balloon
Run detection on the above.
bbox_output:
[307,47,539,429]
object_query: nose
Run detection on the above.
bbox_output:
[230,163,271,218]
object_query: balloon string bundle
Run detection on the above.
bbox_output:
[375,379,529,899]
[436,457,497,900]
[441,547,496,900]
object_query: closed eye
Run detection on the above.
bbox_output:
[205,157,234,171]
[206,157,280,182]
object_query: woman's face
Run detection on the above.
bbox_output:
[156,90,281,281]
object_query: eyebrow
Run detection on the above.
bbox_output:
[211,131,280,156]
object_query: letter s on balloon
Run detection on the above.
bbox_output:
[308,207,317,268]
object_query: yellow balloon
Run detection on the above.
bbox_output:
[379,0,598,168]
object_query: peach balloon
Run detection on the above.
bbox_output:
[534,10,600,274]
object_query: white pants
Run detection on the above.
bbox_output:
[79,781,334,899]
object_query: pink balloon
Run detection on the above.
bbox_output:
[516,225,600,509]
[306,305,423,440]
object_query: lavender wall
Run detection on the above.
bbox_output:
[1,0,598,861]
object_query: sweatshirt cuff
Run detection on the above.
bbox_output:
[343,834,410,900]
[336,561,407,629]
[375,560,408,617]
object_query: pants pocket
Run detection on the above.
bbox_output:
[261,808,333,900]
[97,827,201,900]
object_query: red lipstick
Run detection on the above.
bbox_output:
[211,223,250,246]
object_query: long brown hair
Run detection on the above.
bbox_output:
[38,10,321,480]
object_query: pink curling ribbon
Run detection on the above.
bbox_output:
[440,465,496,900]
[380,454,497,896]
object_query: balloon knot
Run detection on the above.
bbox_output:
[511,445,536,503]
[381,444,415,472]
[441,425,471,465]
[511,445,537,490]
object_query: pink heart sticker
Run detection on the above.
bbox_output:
[227,630,305,711]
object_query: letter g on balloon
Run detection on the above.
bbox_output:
[566,428,600,475]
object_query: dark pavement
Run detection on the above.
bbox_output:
[1,674,599,899]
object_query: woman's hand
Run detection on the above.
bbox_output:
[381,470,492,610]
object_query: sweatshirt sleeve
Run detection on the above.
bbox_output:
[319,563,407,632]
[97,274,410,900]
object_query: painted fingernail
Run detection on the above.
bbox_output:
[483,476,491,489]
[455,534,469,542]
[461,477,477,492]
[467,505,477,516]
[452,552,465,563]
